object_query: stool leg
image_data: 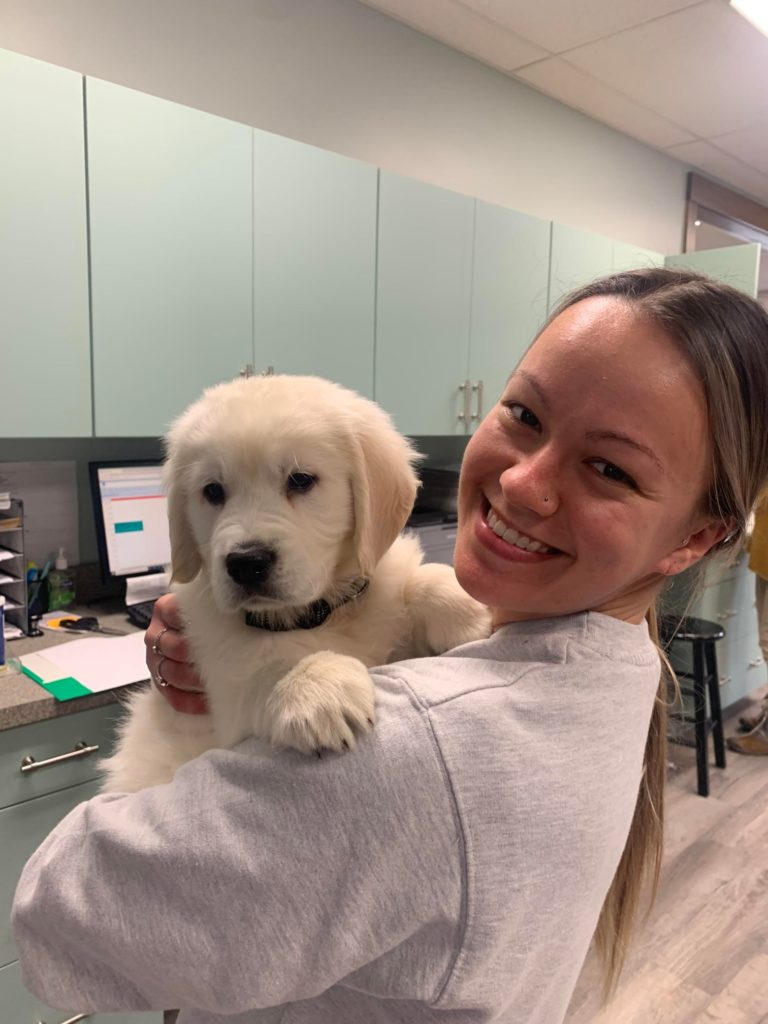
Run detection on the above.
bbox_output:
[692,642,709,797]
[704,641,726,769]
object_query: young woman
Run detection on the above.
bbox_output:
[13,269,768,1024]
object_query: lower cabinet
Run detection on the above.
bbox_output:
[1,705,160,1022]
[0,959,161,1024]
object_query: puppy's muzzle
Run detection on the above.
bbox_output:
[225,545,278,593]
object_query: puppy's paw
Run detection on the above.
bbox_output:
[408,562,492,654]
[264,652,375,756]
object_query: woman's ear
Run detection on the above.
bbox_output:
[658,518,736,577]
[163,447,202,584]
[347,405,422,578]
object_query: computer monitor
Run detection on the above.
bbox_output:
[89,461,172,580]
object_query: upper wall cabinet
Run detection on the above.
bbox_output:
[375,172,475,435]
[252,131,377,397]
[469,202,551,421]
[666,243,761,297]
[548,224,664,312]
[0,49,91,438]
[87,79,253,437]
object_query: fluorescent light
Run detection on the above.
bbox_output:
[731,0,768,38]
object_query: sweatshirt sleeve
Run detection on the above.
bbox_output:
[11,678,464,1016]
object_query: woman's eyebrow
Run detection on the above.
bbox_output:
[585,430,663,470]
[508,369,550,410]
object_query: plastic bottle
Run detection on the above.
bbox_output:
[48,548,76,611]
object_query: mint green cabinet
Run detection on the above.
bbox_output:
[612,241,664,272]
[666,243,761,297]
[0,48,91,438]
[253,130,377,396]
[375,172,475,435]
[468,202,551,421]
[548,224,664,313]
[548,223,613,312]
[87,78,253,437]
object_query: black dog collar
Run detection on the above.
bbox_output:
[243,577,370,632]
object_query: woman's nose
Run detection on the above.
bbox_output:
[499,455,558,516]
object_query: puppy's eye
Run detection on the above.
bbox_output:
[287,472,317,494]
[202,481,226,505]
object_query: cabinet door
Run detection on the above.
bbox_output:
[375,172,474,435]
[612,241,664,272]
[548,223,614,312]
[665,243,761,298]
[0,48,91,437]
[1,778,102,967]
[253,130,377,397]
[0,959,162,1023]
[469,202,550,425]
[87,78,253,437]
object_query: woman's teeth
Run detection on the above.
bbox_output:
[487,509,555,554]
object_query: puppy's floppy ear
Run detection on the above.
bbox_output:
[163,439,202,585]
[348,401,422,577]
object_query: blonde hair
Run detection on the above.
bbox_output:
[547,268,768,1000]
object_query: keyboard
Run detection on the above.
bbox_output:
[125,599,156,630]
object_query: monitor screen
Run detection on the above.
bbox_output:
[89,461,171,579]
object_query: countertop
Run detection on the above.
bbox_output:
[0,603,145,732]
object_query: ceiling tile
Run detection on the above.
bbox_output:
[710,124,768,177]
[457,0,701,55]
[666,140,768,204]
[516,57,695,147]
[563,0,768,138]
[355,0,549,70]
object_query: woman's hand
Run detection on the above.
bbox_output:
[145,593,209,715]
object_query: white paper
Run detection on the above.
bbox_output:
[0,462,79,566]
[27,632,149,693]
[125,571,170,606]
[0,549,17,562]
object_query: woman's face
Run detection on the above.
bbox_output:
[454,295,726,626]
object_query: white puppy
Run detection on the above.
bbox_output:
[100,375,490,792]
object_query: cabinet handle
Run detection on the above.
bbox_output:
[239,364,254,378]
[21,741,100,774]
[458,381,471,422]
[718,676,732,686]
[471,380,484,421]
[748,658,765,668]
[261,365,275,376]
[36,1014,89,1024]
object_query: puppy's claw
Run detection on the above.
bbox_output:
[264,652,376,758]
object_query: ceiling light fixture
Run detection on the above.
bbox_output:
[730,0,768,38]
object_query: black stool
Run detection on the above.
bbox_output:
[659,615,727,798]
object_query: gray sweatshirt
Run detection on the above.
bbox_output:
[12,612,660,1024]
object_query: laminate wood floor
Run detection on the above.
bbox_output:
[564,686,768,1024]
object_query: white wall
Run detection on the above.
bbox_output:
[0,0,689,253]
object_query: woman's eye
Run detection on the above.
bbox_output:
[202,481,226,506]
[503,402,541,431]
[287,472,317,494]
[590,460,637,489]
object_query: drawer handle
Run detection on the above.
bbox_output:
[749,658,765,668]
[36,1015,90,1023]
[21,741,100,774]
[458,380,472,422]
[718,676,732,686]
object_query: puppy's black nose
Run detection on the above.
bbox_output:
[225,546,277,588]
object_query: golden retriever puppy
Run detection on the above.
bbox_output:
[100,375,490,793]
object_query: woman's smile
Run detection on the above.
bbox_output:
[477,501,566,561]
